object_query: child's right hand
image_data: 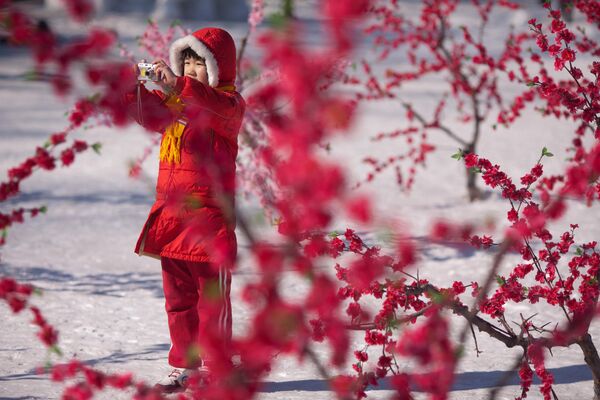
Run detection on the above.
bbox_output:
[133,63,141,80]
[153,60,177,91]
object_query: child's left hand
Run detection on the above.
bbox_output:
[153,60,177,91]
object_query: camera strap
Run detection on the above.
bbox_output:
[137,82,144,126]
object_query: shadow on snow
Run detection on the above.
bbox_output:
[261,363,592,393]
[0,344,170,383]
[0,349,591,393]
[0,264,163,298]
[5,190,153,207]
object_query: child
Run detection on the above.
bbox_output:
[124,27,245,393]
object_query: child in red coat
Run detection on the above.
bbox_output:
[125,27,245,393]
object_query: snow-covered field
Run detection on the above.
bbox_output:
[1,2,600,399]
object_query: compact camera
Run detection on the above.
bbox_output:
[137,62,159,82]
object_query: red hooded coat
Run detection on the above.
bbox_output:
[125,28,245,268]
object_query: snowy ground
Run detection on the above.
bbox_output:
[2,2,600,399]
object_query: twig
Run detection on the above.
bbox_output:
[470,321,482,356]
[499,315,516,337]
[458,240,512,347]
[236,34,249,90]
[304,346,331,381]
[345,305,431,330]
[399,101,469,147]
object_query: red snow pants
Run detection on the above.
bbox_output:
[161,257,232,368]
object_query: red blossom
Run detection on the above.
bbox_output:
[303,234,330,259]
[329,236,346,258]
[69,100,95,127]
[550,19,566,33]
[106,373,132,389]
[464,153,478,168]
[252,242,284,275]
[34,147,55,170]
[38,324,58,347]
[516,359,533,399]
[452,281,465,295]
[346,302,362,319]
[330,375,358,399]
[50,132,66,145]
[8,297,26,313]
[347,255,386,292]
[62,0,94,22]
[73,140,88,152]
[309,319,325,342]
[354,350,368,362]
[528,344,554,400]
[3,2,600,399]
[560,48,576,62]
[251,301,309,352]
[60,148,75,166]
[83,368,105,389]
[345,195,372,224]
[62,382,93,400]
[395,239,416,270]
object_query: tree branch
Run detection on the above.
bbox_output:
[345,305,432,331]
[399,101,469,147]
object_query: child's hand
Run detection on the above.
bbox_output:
[153,59,177,91]
[133,63,141,82]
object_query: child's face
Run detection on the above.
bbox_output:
[184,56,209,85]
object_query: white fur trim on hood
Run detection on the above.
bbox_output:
[169,35,219,87]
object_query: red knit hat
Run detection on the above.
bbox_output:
[169,27,237,88]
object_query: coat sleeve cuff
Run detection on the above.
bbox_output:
[174,76,186,94]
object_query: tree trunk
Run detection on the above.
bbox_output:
[466,166,483,202]
[464,144,483,202]
[282,0,294,19]
[578,334,600,400]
